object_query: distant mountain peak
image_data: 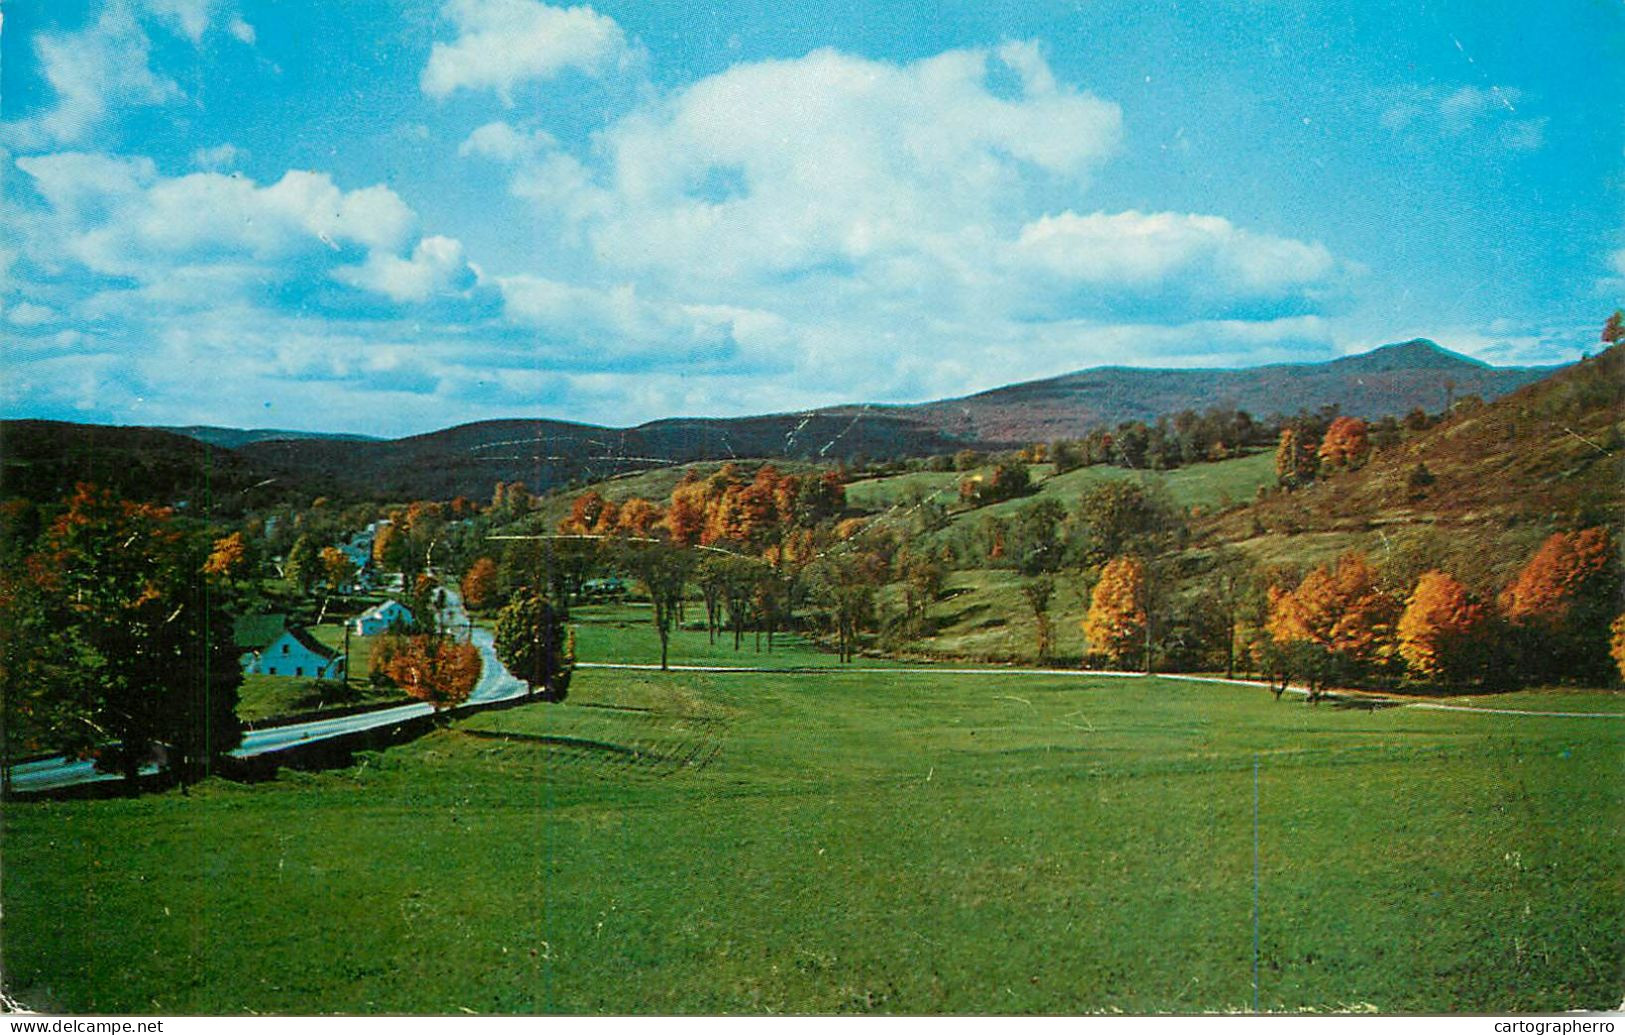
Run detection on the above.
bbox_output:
[1333,338,1490,372]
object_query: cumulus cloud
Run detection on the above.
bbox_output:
[1012,210,1335,295]
[421,0,640,100]
[227,16,257,44]
[11,154,492,315]
[335,236,479,303]
[530,43,1124,288]
[5,301,59,327]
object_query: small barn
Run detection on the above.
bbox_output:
[244,627,345,680]
[350,599,414,636]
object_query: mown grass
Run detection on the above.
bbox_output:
[4,616,1620,1015]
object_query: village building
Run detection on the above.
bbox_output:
[350,599,414,636]
[242,627,346,680]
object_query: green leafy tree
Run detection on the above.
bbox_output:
[492,592,574,701]
[621,544,694,671]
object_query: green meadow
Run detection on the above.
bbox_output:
[4,607,1620,1014]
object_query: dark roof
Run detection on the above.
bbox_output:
[233,613,288,649]
[284,626,339,660]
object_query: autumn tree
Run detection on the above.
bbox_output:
[373,634,480,709]
[1603,310,1624,347]
[319,546,357,592]
[18,485,243,787]
[1265,552,1399,698]
[1396,571,1492,687]
[1317,416,1371,470]
[1274,425,1319,489]
[492,591,574,700]
[1500,527,1619,683]
[285,534,321,594]
[1610,614,1625,683]
[460,556,500,611]
[1082,557,1146,670]
[204,532,251,581]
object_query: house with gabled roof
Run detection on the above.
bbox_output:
[350,599,414,636]
[243,627,345,680]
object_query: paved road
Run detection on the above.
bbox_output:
[9,588,531,794]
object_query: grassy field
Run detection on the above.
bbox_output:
[845,452,1275,526]
[235,623,407,723]
[5,611,1621,1014]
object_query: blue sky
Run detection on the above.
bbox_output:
[2,0,1621,436]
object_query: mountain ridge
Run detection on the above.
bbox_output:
[1,340,1570,503]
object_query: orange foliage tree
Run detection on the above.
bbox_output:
[1610,614,1625,683]
[319,546,356,590]
[460,556,500,611]
[1265,552,1398,694]
[1082,556,1145,669]
[1317,416,1370,469]
[1500,528,1612,623]
[1500,527,1618,683]
[1397,571,1489,686]
[203,531,250,579]
[373,634,480,708]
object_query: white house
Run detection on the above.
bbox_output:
[243,627,346,680]
[350,599,414,636]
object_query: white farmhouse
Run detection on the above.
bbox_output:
[350,599,414,636]
[243,627,346,680]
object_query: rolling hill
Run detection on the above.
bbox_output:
[3,340,1569,504]
[1200,342,1624,584]
[0,420,322,512]
[877,339,1557,445]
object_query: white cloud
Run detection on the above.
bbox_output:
[5,301,59,327]
[497,274,739,358]
[558,44,1122,287]
[14,157,417,275]
[459,122,554,162]
[227,16,257,44]
[191,143,243,170]
[6,7,180,147]
[421,0,640,100]
[1381,83,1545,153]
[140,0,223,43]
[1012,210,1334,295]
[12,154,491,312]
[335,235,478,303]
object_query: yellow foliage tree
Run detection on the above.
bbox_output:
[1082,556,1145,669]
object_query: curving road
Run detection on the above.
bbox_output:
[9,587,530,794]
